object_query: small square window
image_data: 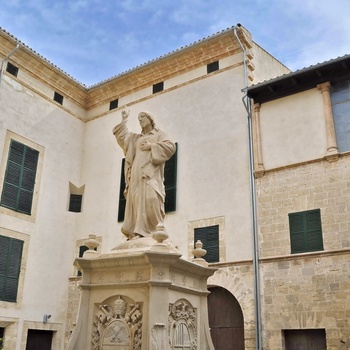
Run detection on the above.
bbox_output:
[288,209,324,254]
[153,82,164,94]
[194,225,219,263]
[110,99,119,110]
[54,92,64,105]
[6,62,19,77]
[69,194,82,213]
[207,61,219,74]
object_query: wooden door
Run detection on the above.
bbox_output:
[25,329,53,350]
[284,329,326,350]
[208,286,245,350]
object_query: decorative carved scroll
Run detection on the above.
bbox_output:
[92,295,142,350]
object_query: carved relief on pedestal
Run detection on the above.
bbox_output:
[92,295,142,350]
[151,323,167,350]
[168,299,197,350]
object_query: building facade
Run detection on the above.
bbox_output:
[0,22,348,350]
[247,56,350,349]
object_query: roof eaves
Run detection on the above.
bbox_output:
[0,26,87,89]
[248,53,350,92]
[88,25,238,89]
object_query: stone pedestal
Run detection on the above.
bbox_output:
[67,239,217,350]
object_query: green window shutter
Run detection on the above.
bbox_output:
[289,209,323,254]
[117,158,126,222]
[164,143,177,213]
[0,235,24,302]
[305,210,323,251]
[117,144,178,221]
[194,225,219,263]
[69,194,83,212]
[1,140,39,215]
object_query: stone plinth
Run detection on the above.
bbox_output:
[67,239,216,350]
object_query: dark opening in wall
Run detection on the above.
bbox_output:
[153,82,164,94]
[6,62,19,77]
[69,194,83,213]
[68,183,84,213]
[110,99,119,110]
[207,61,219,74]
[54,92,64,105]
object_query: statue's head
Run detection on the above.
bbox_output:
[138,112,156,129]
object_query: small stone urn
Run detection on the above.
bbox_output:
[83,234,100,258]
[192,240,208,267]
[151,223,169,251]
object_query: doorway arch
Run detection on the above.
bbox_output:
[208,286,245,350]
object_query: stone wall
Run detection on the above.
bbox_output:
[257,156,350,258]
[208,262,257,349]
[256,155,350,349]
[64,278,82,348]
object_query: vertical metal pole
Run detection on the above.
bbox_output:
[233,25,262,350]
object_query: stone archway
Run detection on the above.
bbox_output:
[208,286,245,350]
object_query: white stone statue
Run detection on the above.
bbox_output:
[113,110,176,240]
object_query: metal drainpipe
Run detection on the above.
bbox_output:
[0,43,20,87]
[233,24,262,350]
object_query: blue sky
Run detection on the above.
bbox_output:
[1,0,349,86]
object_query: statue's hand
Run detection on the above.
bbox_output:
[140,140,151,151]
[121,109,130,121]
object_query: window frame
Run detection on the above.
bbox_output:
[0,131,44,222]
[0,235,24,302]
[330,79,350,153]
[288,209,324,254]
[194,225,220,263]
[0,227,29,307]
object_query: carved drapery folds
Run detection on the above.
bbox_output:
[168,299,197,349]
[92,295,142,350]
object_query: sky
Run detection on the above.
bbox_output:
[0,0,349,86]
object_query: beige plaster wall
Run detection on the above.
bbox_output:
[251,42,291,84]
[259,88,327,170]
[0,75,85,350]
[78,64,254,262]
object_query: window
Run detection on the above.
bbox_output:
[0,235,24,302]
[77,245,89,276]
[284,329,326,349]
[117,158,126,222]
[331,80,350,152]
[152,82,164,94]
[109,99,119,110]
[0,327,4,349]
[1,139,39,215]
[194,225,219,263]
[6,62,19,77]
[207,61,219,74]
[69,194,82,212]
[26,329,53,350]
[164,143,177,213]
[117,144,177,222]
[288,209,323,254]
[53,91,64,105]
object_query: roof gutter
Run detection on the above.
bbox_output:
[233,24,262,350]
